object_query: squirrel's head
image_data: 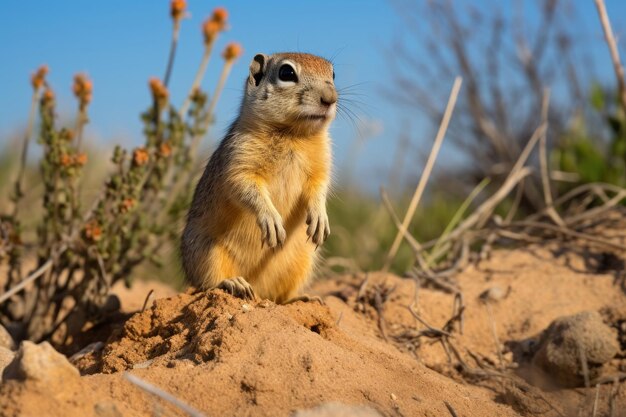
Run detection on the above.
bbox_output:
[242,52,337,136]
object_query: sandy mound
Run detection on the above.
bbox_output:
[0,241,625,417]
[106,290,522,416]
[1,289,515,417]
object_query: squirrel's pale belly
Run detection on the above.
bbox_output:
[268,153,308,216]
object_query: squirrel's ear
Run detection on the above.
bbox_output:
[248,53,268,87]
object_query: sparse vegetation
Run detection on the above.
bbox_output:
[1,1,626,416]
[0,2,242,344]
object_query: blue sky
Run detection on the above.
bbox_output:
[1,1,626,188]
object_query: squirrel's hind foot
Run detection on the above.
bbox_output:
[216,277,255,300]
[282,294,325,305]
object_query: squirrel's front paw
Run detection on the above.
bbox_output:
[306,206,330,246]
[257,209,286,248]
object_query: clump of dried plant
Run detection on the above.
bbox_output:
[0,1,243,345]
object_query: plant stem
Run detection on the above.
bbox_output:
[12,91,39,217]
[74,107,87,153]
[163,22,180,88]
[188,60,233,162]
[180,43,215,118]
[205,60,232,121]
[70,106,88,234]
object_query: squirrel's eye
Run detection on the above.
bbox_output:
[278,64,298,83]
[332,71,335,80]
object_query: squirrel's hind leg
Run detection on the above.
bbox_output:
[202,244,258,300]
[184,234,252,299]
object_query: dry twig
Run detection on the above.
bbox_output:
[0,244,67,305]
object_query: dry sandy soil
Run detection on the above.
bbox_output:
[0,241,625,417]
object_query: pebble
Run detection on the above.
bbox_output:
[2,341,79,384]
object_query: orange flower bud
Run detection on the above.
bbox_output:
[159,142,172,158]
[41,87,55,107]
[60,153,72,167]
[170,0,187,21]
[73,73,93,109]
[84,220,103,242]
[149,77,169,101]
[119,198,136,213]
[211,7,228,29]
[31,65,49,91]
[222,42,243,62]
[202,19,221,45]
[75,153,88,166]
[133,147,150,166]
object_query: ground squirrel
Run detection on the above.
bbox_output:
[181,52,337,303]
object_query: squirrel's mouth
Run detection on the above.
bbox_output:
[302,114,328,121]
[297,104,336,124]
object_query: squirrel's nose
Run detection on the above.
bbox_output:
[320,88,337,106]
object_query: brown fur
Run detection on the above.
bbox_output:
[181,53,336,303]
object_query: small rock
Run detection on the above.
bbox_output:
[479,286,508,303]
[0,325,15,350]
[2,341,79,384]
[293,403,383,417]
[531,311,618,387]
[0,347,15,376]
[94,401,122,417]
[390,393,397,401]
[242,304,252,312]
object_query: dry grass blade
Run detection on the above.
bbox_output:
[124,372,207,417]
[429,178,490,264]
[419,166,532,253]
[485,303,504,371]
[609,376,619,417]
[141,289,155,313]
[537,88,564,227]
[594,0,626,115]
[415,91,549,255]
[383,76,462,271]
[444,401,459,417]
[408,304,451,338]
[592,383,600,417]
[380,187,426,255]
[509,220,626,252]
